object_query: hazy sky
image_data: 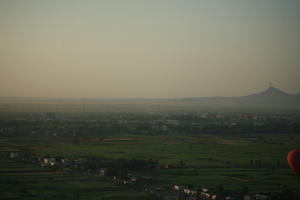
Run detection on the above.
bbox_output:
[1,0,300,98]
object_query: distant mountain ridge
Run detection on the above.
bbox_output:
[244,86,288,98]
[183,86,300,108]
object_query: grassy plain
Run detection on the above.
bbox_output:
[1,133,300,195]
[0,159,157,200]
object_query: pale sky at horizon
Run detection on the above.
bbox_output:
[1,0,300,98]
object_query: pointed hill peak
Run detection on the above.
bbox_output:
[261,86,288,95]
[244,86,291,100]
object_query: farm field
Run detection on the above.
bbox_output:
[0,159,157,200]
[0,133,299,194]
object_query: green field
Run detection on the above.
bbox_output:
[0,159,157,200]
[1,133,300,196]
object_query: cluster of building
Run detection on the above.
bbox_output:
[146,184,269,200]
[0,150,286,200]
[1,111,298,137]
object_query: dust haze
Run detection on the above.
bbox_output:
[1,0,300,99]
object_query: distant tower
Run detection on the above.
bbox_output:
[7,104,10,119]
[82,97,86,116]
[268,82,273,88]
